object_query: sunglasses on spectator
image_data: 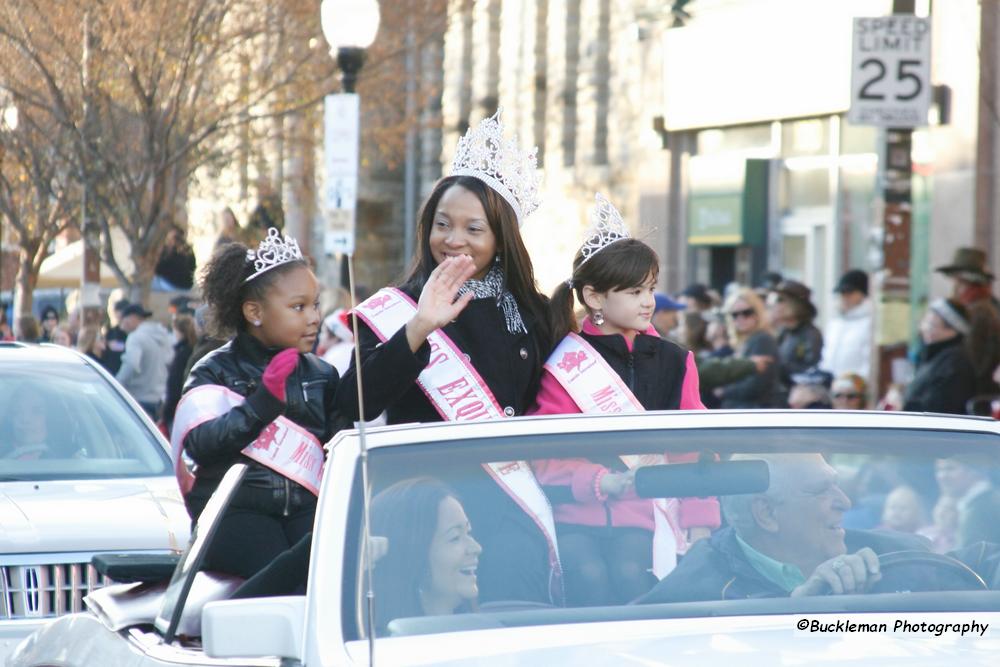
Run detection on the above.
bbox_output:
[728,308,756,319]
[833,392,862,400]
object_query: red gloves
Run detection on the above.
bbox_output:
[262,348,299,402]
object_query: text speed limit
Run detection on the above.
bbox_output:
[849,16,931,128]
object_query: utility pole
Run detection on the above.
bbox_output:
[403,14,417,264]
[872,0,917,400]
[81,10,102,326]
[975,0,999,261]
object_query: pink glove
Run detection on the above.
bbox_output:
[262,348,299,402]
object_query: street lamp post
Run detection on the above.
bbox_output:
[319,0,380,289]
[321,0,380,646]
[320,0,380,650]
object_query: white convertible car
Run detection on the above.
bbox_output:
[0,343,190,663]
[9,411,1000,666]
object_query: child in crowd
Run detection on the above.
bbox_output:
[879,485,928,534]
[529,194,719,606]
[918,495,959,553]
[171,228,346,579]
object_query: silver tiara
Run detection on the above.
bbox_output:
[450,108,541,226]
[579,193,631,265]
[245,227,303,282]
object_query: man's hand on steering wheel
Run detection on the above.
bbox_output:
[791,547,882,597]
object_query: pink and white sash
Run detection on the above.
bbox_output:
[356,287,563,602]
[170,384,325,496]
[544,332,687,578]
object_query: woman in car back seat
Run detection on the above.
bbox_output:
[371,477,482,634]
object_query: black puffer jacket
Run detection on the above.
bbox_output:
[580,329,690,409]
[181,332,347,509]
[903,335,976,415]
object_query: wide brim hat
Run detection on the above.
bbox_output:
[935,247,994,282]
[774,280,818,318]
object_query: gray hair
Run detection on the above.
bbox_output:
[721,453,819,537]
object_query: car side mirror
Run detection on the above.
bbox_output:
[202,596,305,660]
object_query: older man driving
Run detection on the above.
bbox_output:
[638,453,929,603]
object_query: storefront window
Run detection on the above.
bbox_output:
[781,118,829,158]
[696,123,772,156]
[840,122,878,156]
[780,166,830,213]
[839,163,879,272]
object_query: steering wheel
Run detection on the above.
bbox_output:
[869,550,988,594]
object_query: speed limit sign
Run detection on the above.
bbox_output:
[848,16,931,127]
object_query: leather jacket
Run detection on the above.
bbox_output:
[181,332,348,512]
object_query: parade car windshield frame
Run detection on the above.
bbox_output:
[344,425,1000,639]
[0,364,172,480]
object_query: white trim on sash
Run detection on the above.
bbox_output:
[171,384,325,496]
[544,332,688,578]
[357,287,563,603]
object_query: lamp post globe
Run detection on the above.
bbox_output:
[320,0,380,93]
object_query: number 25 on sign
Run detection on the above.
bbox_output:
[849,16,931,128]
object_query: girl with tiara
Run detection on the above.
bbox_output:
[530,194,720,606]
[171,228,347,579]
[337,110,561,606]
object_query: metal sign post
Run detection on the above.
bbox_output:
[323,94,360,287]
[848,6,927,401]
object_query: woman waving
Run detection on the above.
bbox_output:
[337,110,559,606]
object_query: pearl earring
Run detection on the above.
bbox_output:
[253,320,261,327]
[593,310,605,326]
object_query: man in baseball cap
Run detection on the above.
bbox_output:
[820,269,873,383]
[652,292,685,340]
[116,304,174,418]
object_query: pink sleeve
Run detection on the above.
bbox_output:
[679,350,706,410]
[529,369,608,502]
[528,367,583,416]
[530,458,609,504]
[678,496,721,529]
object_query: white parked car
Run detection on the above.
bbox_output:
[8,410,1000,666]
[0,342,190,662]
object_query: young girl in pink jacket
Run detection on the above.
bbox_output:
[529,194,719,606]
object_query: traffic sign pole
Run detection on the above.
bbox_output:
[848,2,921,403]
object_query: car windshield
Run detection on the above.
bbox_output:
[344,423,1000,638]
[0,362,171,479]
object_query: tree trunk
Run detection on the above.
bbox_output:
[131,251,158,306]
[14,241,40,318]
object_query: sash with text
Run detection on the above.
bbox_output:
[544,332,688,578]
[356,287,563,602]
[171,384,325,496]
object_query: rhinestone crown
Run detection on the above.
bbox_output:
[450,108,541,225]
[245,227,304,283]
[579,193,631,265]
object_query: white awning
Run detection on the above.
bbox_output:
[37,227,134,289]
